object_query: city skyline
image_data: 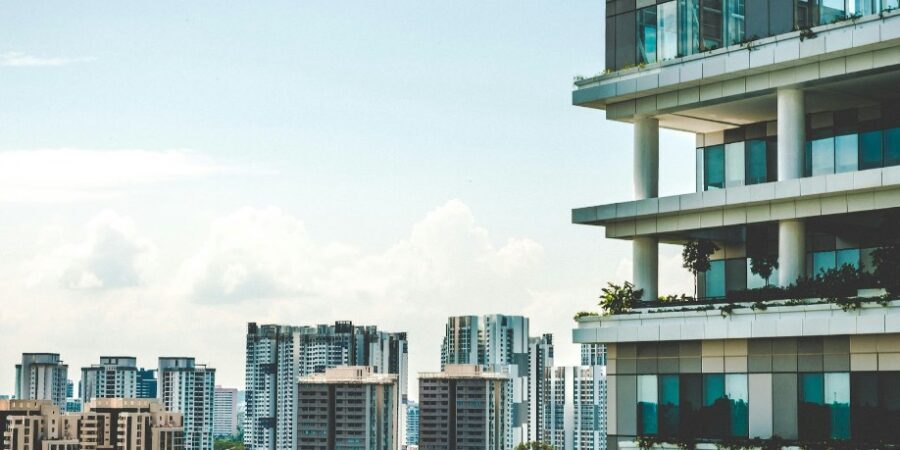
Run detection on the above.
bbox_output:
[0,1,697,404]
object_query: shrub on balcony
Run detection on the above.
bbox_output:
[872,244,900,295]
[599,281,643,315]
[683,239,720,299]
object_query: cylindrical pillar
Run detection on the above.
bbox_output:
[779,219,806,286]
[633,116,659,301]
[776,88,807,286]
[634,236,659,301]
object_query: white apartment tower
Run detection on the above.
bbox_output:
[80,356,138,403]
[213,386,238,437]
[244,322,408,450]
[158,357,215,450]
[15,353,68,409]
[542,366,607,450]
[572,1,900,448]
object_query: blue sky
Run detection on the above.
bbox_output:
[0,1,695,397]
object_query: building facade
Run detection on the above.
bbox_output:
[582,344,608,367]
[15,354,68,409]
[296,366,399,450]
[440,315,549,445]
[418,365,511,450]
[80,356,138,403]
[244,322,408,450]
[137,368,158,399]
[572,1,900,448]
[0,398,183,450]
[404,401,419,449]
[542,366,607,450]
[158,358,215,450]
[213,386,238,437]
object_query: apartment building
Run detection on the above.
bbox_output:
[213,387,238,437]
[80,357,138,403]
[158,358,214,450]
[541,366,607,450]
[15,354,68,409]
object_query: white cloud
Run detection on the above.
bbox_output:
[0,149,240,202]
[1,52,95,67]
[27,210,156,290]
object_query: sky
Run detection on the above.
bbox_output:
[0,1,696,400]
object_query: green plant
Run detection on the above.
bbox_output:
[599,281,643,315]
[749,255,779,287]
[719,303,739,317]
[514,442,557,450]
[573,311,599,320]
[682,240,720,299]
[799,27,818,41]
[872,244,900,294]
[750,300,768,311]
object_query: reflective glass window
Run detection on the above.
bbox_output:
[799,373,827,440]
[659,375,680,436]
[825,373,850,440]
[679,0,701,56]
[834,134,858,173]
[679,375,703,438]
[859,130,883,170]
[637,7,659,64]
[745,139,767,184]
[725,142,745,187]
[820,0,847,23]
[725,0,745,45]
[725,258,747,295]
[704,145,725,190]
[881,372,900,442]
[885,127,900,167]
[886,0,900,9]
[851,373,879,440]
[705,260,726,298]
[701,0,724,50]
[702,374,728,438]
[850,0,880,15]
[637,375,659,435]
[811,137,835,176]
[659,2,679,60]
[835,249,860,269]
[725,374,749,437]
[813,251,837,276]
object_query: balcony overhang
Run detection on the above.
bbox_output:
[573,166,900,240]
[573,300,900,345]
[572,10,900,133]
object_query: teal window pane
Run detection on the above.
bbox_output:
[885,127,900,167]
[701,0,724,50]
[638,7,658,64]
[859,130,883,170]
[679,0,701,56]
[704,145,725,190]
[658,1,679,61]
[725,142,745,187]
[725,374,749,437]
[800,373,827,440]
[705,260,726,298]
[850,0,879,15]
[824,373,850,440]
[820,0,847,23]
[886,0,900,9]
[834,134,858,173]
[745,139,767,184]
[703,374,728,438]
[725,0,745,45]
[835,249,860,270]
[659,375,680,436]
[813,251,836,276]
[637,375,659,435]
[679,375,703,438]
[811,138,835,176]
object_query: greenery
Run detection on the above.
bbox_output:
[872,244,900,294]
[682,240,720,299]
[573,311,599,320]
[514,442,557,450]
[749,255,778,287]
[599,281,643,315]
[214,437,244,450]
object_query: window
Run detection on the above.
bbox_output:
[799,372,850,440]
[820,0,848,23]
[705,260,726,298]
[745,139,768,184]
[637,375,659,435]
[811,137,835,176]
[724,142,745,187]
[885,127,900,167]
[850,0,879,15]
[859,130,883,170]
[637,7,659,64]
[725,0,745,46]
[813,251,837,275]
[679,0,701,56]
[701,374,748,438]
[704,145,725,190]
[701,0,724,49]
[834,134,858,173]
[659,375,680,436]
[637,2,679,64]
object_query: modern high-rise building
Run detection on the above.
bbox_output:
[296,366,399,450]
[0,398,184,450]
[405,401,419,449]
[15,353,68,409]
[65,380,74,400]
[571,1,900,448]
[542,366,607,450]
[527,334,554,445]
[213,386,238,437]
[158,357,215,450]
[581,344,608,367]
[418,365,511,450]
[80,356,138,403]
[440,315,549,444]
[244,322,408,450]
[137,368,158,399]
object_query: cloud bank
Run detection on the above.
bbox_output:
[1,52,95,67]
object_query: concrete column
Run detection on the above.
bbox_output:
[633,117,659,301]
[776,88,806,286]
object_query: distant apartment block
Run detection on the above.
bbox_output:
[418,365,511,450]
[296,366,399,450]
[581,344,608,367]
[213,386,238,437]
[244,322,408,450]
[15,353,68,409]
[405,401,419,448]
[137,368,158,399]
[158,357,215,450]
[0,398,183,450]
[80,356,138,403]
[542,366,607,450]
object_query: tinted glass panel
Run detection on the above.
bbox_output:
[704,145,725,190]
[745,0,768,39]
[659,375,680,436]
[725,142,745,187]
[725,374,749,437]
[811,138,835,176]
[703,374,728,438]
[824,373,850,440]
[799,373,827,440]
[705,260,726,298]
[834,134,858,173]
[813,251,836,276]
[820,0,847,23]
[859,130,883,170]
[725,0,745,45]
[745,139,767,184]
[637,7,658,63]
[850,0,879,15]
[851,373,878,440]
[882,372,900,442]
[679,0,701,56]
[680,375,703,437]
[725,258,747,295]
[659,2,679,60]
[885,127,900,166]
[638,375,659,435]
[835,249,860,269]
[701,0,724,49]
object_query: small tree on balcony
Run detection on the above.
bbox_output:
[682,239,720,299]
[750,255,779,287]
[872,244,900,295]
[599,281,643,315]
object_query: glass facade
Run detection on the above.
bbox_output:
[606,0,894,70]
[799,372,850,440]
[637,375,659,435]
[851,372,900,442]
